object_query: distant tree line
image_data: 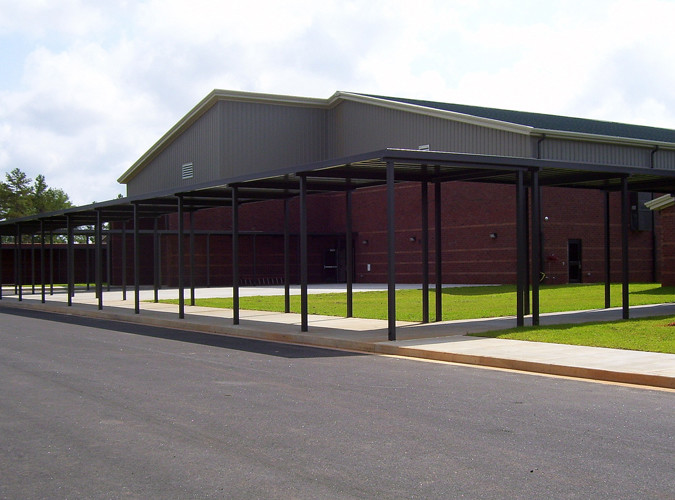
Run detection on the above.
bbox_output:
[0,168,72,221]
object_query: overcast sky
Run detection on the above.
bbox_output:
[1,0,675,206]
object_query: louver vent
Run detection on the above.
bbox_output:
[181,163,194,180]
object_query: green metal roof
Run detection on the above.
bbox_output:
[362,94,675,144]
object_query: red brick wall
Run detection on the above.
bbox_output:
[659,207,675,286]
[108,181,659,286]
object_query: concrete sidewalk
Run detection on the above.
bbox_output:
[1,285,674,389]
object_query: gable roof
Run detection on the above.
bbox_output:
[360,94,675,144]
[118,89,675,185]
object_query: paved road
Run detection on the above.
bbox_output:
[1,307,673,499]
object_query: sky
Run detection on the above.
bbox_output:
[1,0,675,206]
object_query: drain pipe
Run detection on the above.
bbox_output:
[650,146,659,281]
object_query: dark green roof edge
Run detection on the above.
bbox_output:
[360,94,675,144]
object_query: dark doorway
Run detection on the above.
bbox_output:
[322,238,354,283]
[568,239,582,283]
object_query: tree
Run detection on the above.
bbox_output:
[0,168,72,221]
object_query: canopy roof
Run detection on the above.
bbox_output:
[3,148,675,236]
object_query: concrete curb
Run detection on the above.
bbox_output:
[1,299,674,390]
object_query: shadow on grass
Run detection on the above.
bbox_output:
[0,306,364,360]
[630,286,675,296]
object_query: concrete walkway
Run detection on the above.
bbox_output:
[1,284,674,389]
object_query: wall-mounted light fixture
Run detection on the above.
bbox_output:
[362,239,368,245]
[489,232,498,239]
[409,236,416,242]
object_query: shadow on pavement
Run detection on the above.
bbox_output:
[0,305,365,360]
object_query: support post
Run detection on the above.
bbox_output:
[387,161,396,341]
[49,231,54,295]
[524,195,530,315]
[516,170,526,327]
[530,170,541,326]
[133,203,140,314]
[346,179,353,318]
[31,234,35,294]
[189,211,195,306]
[434,180,442,321]
[300,176,308,332]
[421,178,429,323]
[121,221,127,301]
[106,226,111,292]
[206,233,211,288]
[283,198,290,313]
[67,217,74,305]
[86,235,90,292]
[96,209,103,310]
[0,235,3,300]
[17,225,22,301]
[604,191,611,308]
[177,196,185,319]
[154,218,159,303]
[621,178,630,319]
[40,221,45,303]
[232,187,239,325]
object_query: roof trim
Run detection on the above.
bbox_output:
[532,128,675,150]
[117,89,331,184]
[337,92,534,135]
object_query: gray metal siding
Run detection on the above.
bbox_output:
[329,100,531,158]
[540,138,653,168]
[654,149,675,170]
[219,101,328,178]
[128,104,222,196]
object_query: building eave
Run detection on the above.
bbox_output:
[532,128,675,150]
[335,92,534,135]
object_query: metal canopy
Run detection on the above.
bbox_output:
[2,148,675,236]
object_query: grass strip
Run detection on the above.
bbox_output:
[156,283,675,322]
[471,315,675,354]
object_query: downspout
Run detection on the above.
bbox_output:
[650,146,659,282]
[535,134,546,281]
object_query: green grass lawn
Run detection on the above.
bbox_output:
[159,283,674,322]
[155,283,675,353]
[473,315,675,354]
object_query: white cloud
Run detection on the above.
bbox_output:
[1,0,675,206]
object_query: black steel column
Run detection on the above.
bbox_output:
[206,233,211,288]
[85,235,90,291]
[386,161,396,341]
[106,227,111,292]
[49,231,54,295]
[516,170,526,327]
[232,187,239,325]
[621,178,630,319]
[283,198,290,313]
[530,170,541,326]
[604,191,611,308]
[189,211,195,306]
[121,221,127,301]
[40,221,45,303]
[0,235,3,300]
[67,216,74,305]
[300,175,308,332]
[177,196,185,319]
[421,179,429,323]
[31,235,35,294]
[153,218,159,303]
[434,181,442,322]
[346,180,353,318]
[133,203,140,314]
[16,225,22,301]
[96,209,103,310]
[524,195,530,316]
